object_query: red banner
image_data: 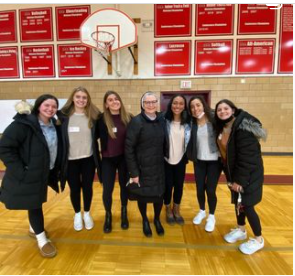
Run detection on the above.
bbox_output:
[0,10,17,43]
[56,5,90,41]
[238,5,276,34]
[278,4,293,73]
[21,45,55,78]
[58,44,92,77]
[19,8,53,42]
[154,4,192,37]
[155,41,191,76]
[196,5,234,35]
[236,39,275,74]
[195,40,232,75]
[0,47,19,78]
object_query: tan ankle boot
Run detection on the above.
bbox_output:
[165,204,175,225]
[173,203,185,225]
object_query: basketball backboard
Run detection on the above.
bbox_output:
[80,8,137,53]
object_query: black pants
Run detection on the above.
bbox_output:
[67,156,96,213]
[164,157,186,205]
[102,155,129,212]
[137,201,163,221]
[194,159,222,215]
[28,208,44,235]
[236,205,262,236]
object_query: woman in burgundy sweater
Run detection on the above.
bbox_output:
[97,91,132,233]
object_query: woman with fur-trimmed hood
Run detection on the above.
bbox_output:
[214,99,267,256]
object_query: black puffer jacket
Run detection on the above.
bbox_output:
[221,109,267,206]
[57,111,102,186]
[0,114,62,210]
[125,111,165,199]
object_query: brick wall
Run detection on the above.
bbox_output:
[0,76,292,153]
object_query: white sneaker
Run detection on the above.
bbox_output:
[74,212,83,231]
[205,214,215,232]
[193,210,206,225]
[224,228,247,243]
[239,238,264,255]
[83,212,94,230]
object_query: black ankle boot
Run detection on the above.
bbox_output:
[154,219,164,236]
[121,206,129,230]
[103,211,112,233]
[142,220,152,237]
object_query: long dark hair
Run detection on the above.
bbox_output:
[31,94,59,116]
[214,99,238,135]
[165,94,190,125]
[188,95,214,124]
[103,90,131,139]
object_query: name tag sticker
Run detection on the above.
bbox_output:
[69,127,80,133]
[112,127,117,133]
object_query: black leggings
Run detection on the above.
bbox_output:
[28,208,44,235]
[137,201,163,221]
[67,156,96,213]
[194,159,222,214]
[236,205,262,236]
[102,155,129,212]
[164,157,186,205]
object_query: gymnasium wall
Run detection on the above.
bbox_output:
[0,4,293,153]
[0,76,292,153]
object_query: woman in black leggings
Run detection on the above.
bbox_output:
[0,94,62,258]
[97,91,132,233]
[215,99,266,255]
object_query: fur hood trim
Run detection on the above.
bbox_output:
[15,100,32,115]
[238,118,267,141]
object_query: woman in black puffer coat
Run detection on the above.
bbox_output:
[215,99,267,255]
[0,95,62,258]
[125,91,165,237]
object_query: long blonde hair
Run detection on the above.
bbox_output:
[103,91,131,138]
[61,86,101,128]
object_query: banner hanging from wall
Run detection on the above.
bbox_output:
[0,47,19,78]
[278,4,293,73]
[196,4,234,36]
[56,5,90,41]
[21,45,55,78]
[154,4,192,37]
[195,40,232,75]
[155,41,191,76]
[19,7,53,42]
[0,10,17,43]
[58,44,92,77]
[236,39,275,74]
[238,4,276,34]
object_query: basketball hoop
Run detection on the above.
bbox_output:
[91,31,115,56]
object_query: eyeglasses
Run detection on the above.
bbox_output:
[143,100,158,106]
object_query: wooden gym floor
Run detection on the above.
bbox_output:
[0,156,293,275]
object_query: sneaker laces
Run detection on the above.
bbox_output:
[244,238,259,248]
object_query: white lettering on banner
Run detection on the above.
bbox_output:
[31,11,47,16]
[161,25,185,28]
[33,48,50,52]
[28,67,49,69]
[66,9,87,13]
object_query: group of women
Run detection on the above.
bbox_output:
[0,87,266,258]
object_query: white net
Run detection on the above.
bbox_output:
[91,31,115,56]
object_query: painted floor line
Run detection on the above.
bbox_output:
[0,234,292,252]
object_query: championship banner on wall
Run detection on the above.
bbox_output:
[238,4,276,34]
[0,47,19,78]
[56,5,90,40]
[155,41,191,76]
[236,39,275,74]
[58,44,92,77]
[19,7,53,42]
[21,45,55,78]
[196,4,234,36]
[154,4,192,37]
[0,10,17,43]
[195,40,232,75]
[278,4,293,73]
